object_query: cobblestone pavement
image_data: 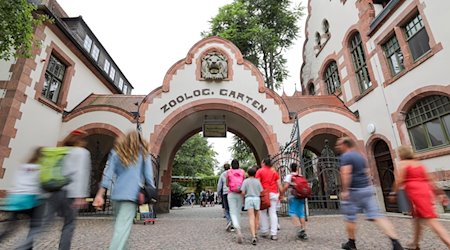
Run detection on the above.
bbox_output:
[2,205,450,249]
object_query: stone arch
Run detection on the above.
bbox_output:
[63,105,136,122]
[365,133,397,185]
[301,123,361,153]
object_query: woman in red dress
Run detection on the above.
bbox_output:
[392,145,450,249]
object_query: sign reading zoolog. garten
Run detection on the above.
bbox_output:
[160,88,268,114]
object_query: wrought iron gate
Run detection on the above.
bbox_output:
[271,117,341,216]
[79,153,160,216]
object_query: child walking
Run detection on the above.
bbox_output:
[241,167,263,245]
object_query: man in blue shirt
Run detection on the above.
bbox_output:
[336,137,403,250]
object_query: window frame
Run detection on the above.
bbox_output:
[83,35,93,52]
[41,55,66,103]
[403,13,431,61]
[324,61,341,94]
[349,32,371,93]
[406,95,450,151]
[382,35,404,76]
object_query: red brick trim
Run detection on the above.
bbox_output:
[297,106,359,122]
[0,26,46,178]
[195,47,234,81]
[63,105,136,122]
[59,123,124,145]
[34,41,76,112]
[149,99,280,157]
[301,123,360,152]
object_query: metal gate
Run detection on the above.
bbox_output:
[271,117,341,216]
[79,153,160,216]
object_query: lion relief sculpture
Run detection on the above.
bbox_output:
[201,52,228,80]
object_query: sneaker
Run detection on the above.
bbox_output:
[392,240,404,250]
[252,237,257,245]
[297,229,308,241]
[226,221,232,231]
[342,241,357,250]
[270,235,278,241]
[260,232,269,238]
[230,226,235,232]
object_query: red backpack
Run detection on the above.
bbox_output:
[291,174,311,199]
[227,169,245,193]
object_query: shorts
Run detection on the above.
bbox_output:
[288,197,305,218]
[244,196,261,210]
[340,186,383,222]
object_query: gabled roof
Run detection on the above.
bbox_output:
[70,94,146,113]
[282,95,357,119]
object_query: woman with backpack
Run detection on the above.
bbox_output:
[226,159,246,244]
[93,131,155,250]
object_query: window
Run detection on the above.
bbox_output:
[109,67,116,80]
[322,19,330,34]
[406,95,450,151]
[118,78,124,90]
[403,13,430,61]
[349,32,371,93]
[123,85,128,94]
[315,32,321,46]
[308,83,315,96]
[83,35,92,51]
[382,35,404,76]
[42,55,66,103]
[91,44,100,61]
[324,61,341,94]
[103,59,110,73]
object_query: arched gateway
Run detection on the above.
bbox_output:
[60,37,369,213]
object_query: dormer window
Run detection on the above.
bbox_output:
[118,78,124,90]
[83,35,92,51]
[103,59,110,73]
[91,44,99,61]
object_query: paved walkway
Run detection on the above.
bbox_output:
[2,205,450,249]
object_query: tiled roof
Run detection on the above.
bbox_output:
[282,95,354,115]
[71,94,146,113]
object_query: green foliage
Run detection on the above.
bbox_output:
[170,182,187,208]
[0,0,49,60]
[172,133,218,177]
[203,0,303,90]
[229,135,256,172]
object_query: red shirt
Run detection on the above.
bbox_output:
[256,166,279,193]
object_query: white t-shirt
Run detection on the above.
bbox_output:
[283,173,304,199]
[9,163,41,194]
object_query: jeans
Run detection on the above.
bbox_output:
[109,201,137,250]
[259,192,279,236]
[222,193,231,224]
[227,192,243,230]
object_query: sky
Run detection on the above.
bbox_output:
[56,0,307,168]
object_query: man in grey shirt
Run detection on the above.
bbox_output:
[217,163,232,231]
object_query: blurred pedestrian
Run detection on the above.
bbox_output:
[256,157,282,240]
[217,163,232,231]
[241,167,263,245]
[0,148,44,248]
[391,145,450,249]
[93,131,155,250]
[335,137,403,250]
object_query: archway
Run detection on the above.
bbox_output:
[373,139,397,212]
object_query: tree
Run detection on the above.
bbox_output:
[172,133,218,177]
[0,0,48,60]
[203,0,303,90]
[229,135,256,172]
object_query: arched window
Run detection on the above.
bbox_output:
[315,32,321,47]
[324,61,341,94]
[308,83,316,96]
[349,32,371,93]
[322,19,330,34]
[406,95,450,151]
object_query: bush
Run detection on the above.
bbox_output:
[170,182,187,208]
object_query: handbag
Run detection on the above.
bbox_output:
[260,189,270,210]
[396,189,411,214]
[138,155,158,205]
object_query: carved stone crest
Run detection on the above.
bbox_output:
[201,52,228,80]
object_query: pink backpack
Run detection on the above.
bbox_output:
[227,169,245,193]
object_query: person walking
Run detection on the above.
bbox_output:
[391,145,450,249]
[335,137,403,250]
[241,167,263,245]
[256,157,282,240]
[93,131,155,250]
[0,148,44,249]
[189,192,196,208]
[226,159,246,244]
[217,163,232,231]
[280,162,308,240]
